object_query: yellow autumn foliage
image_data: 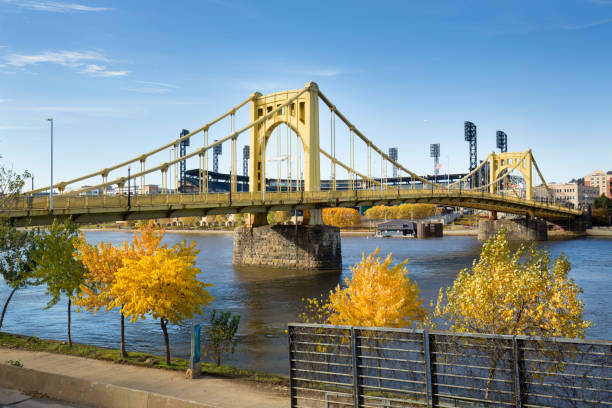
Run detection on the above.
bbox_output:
[322,208,361,228]
[110,240,213,325]
[326,248,426,327]
[123,221,166,260]
[364,204,436,220]
[434,228,592,338]
[73,236,123,313]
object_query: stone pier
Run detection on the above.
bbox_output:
[478,218,548,241]
[233,224,342,270]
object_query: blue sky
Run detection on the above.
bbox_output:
[0,0,611,190]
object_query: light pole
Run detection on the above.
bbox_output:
[128,166,131,209]
[46,118,54,211]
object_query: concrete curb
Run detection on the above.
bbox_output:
[0,362,216,408]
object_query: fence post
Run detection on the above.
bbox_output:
[423,331,435,408]
[512,337,523,408]
[288,325,297,408]
[350,327,362,408]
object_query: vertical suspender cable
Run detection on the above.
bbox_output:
[276,126,281,192]
[286,101,291,193]
[380,153,384,193]
[331,108,336,191]
[174,146,178,194]
[350,128,354,191]
[204,129,208,194]
[231,113,237,193]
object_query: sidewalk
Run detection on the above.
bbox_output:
[0,349,289,408]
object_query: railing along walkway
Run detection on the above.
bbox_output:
[3,189,580,221]
[288,323,611,408]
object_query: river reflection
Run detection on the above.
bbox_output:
[0,231,610,375]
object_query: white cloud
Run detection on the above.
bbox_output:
[562,18,612,30]
[6,50,106,67]
[0,98,5,103]
[3,50,128,77]
[1,0,111,12]
[82,64,128,77]
[135,80,177,89]
[126,80,177,93]
[311,68,343,77]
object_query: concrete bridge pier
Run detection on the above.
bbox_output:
[478,218,548,241]
[233,208,341,270]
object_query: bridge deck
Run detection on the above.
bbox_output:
[3,189,581,226]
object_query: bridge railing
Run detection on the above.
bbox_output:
[288,323,612,408]
[3,188,580,217]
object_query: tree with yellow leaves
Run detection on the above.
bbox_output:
[327,248,426,327]
[304,248,426,388]
[434,228,591,396]
[364,204,436,220]
[434,228,591,337]
[73,237,127,356]
[124,221,165,259]
[110,240,213,364]
[322,208,361,228]
[299,248,426,327]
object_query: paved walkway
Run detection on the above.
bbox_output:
[0,349,289,408]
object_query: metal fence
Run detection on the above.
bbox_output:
[288,323,611,408]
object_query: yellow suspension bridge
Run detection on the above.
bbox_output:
[2,82,581,227]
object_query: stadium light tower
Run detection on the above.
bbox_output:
[430,143,440,182]
[388,147,398,178]
[213,140,222,173]
[496,131,507,153]
[179,129,190,191]
[464,121,477,172]
[243,145,250,177]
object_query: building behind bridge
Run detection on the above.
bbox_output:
[585,170,612,198]
[538,182,599,209]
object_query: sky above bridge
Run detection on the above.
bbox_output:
[0,0,610,189]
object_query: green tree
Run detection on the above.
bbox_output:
[204,309,241,366]
[233,213,247,226]
[593,194,610,209]
[0,166,31,210]
[267,210,291,225]
[182,216,201,228]
[0,225,38,329]
[31,219,86,347]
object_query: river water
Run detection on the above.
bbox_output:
[1,232,610,375]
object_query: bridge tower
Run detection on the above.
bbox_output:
[249,82,321,194]
[488,150,533,201]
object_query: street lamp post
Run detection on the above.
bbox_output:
[128,166,131,209]
[46,118,54,211]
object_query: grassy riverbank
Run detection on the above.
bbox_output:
[0,332,288,386]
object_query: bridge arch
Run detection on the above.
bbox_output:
[261,121,305,192]
[249,82,320,193]
[489,150,533,200]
